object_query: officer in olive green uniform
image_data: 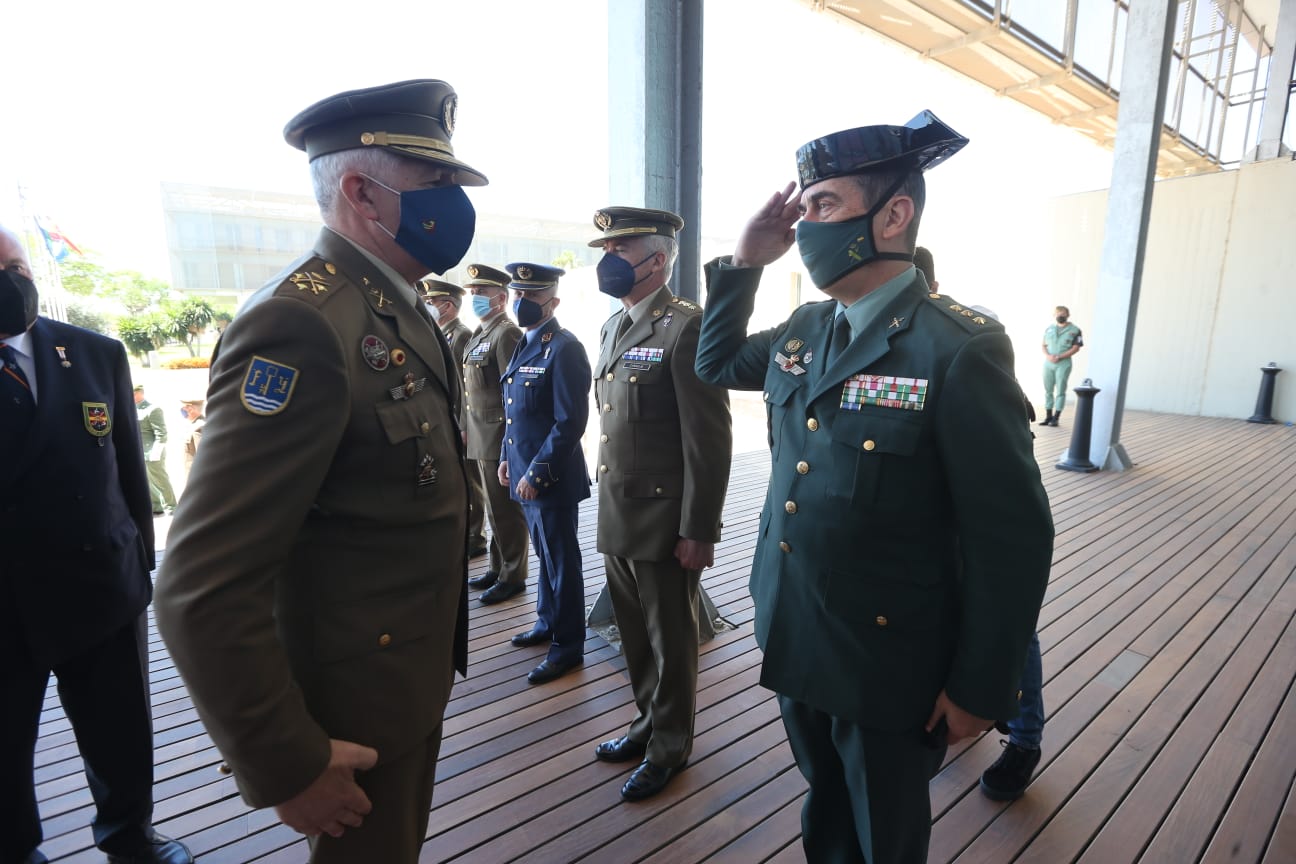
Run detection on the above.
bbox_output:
[133,385,177,514]
[587,207,731,801]
[460,264,530,603]
[1039,306,1083,426]
[421,278,488,554]
[696,112,1053,863]
[156,79,484,864]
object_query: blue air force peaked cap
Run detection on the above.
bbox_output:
[283,79,488,186]
[505,262,565,292]
[796,110,968,190]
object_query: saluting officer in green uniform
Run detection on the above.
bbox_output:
[1039,305,1083,427]
[696,112,1054,863]
[421,278,488,554]
[156,79,483,864]
[460,264,530,603]
[588,207,732,801]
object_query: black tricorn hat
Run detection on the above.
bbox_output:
[283,79,487,186]
[463,264,511,289]
[796,110,967,189]
[587,206,685,247]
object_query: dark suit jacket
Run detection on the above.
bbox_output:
[2,318,153,668]
[696,261,1053,730]
[156,228,470,808]
[500,317,591,508]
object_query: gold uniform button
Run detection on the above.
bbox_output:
[807,418,819,431]
[419,421,430,434]
[600,434,609,443]
[779,541,791,553]
[606,373,614,381]
[863,439,876,451]
[507,377,514,384]
[875,616,888,627]
[599,465,608,473]
[796,461,809,475]
[378,633,393,647]
[603,403,612,413]
[217,762,232,775]
[784,500,797,514]
[524,381,531,387]
[630,376,638,383]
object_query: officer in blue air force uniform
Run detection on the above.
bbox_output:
[498,263,592,685]
[695,113,1054,863]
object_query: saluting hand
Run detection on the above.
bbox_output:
[515,476,539,501]
[925,689,993,746]
[733,181,801,268]
[675,538,714,571]
[274,738,378,839]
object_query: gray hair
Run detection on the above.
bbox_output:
[640,234,679,283]
[852,170,926,248]
[309,148,407,216]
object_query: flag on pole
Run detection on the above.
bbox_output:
[34,216,83,262]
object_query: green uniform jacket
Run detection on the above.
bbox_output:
[695,260,1053,730]
[155,228,470,808]
[462,313,522,461]
[136,399,167,461]
[443,318,472,429]
[595,285,732,561]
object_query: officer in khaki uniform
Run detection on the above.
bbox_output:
[420,278,488,555]
[587,207,731,801]
[459,264,529,603]
[155,79,483,864]
[696,113,1053,863]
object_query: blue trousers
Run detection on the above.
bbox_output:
[521,503,585,664]
[1007,631,1045,748]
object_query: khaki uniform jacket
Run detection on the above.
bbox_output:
[443,319,472,428]
[462,313,522,461]
[595,285,731,561]
[156,228,470,809]
[696,261,1053,730]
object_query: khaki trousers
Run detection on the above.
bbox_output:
[474,459,529,586]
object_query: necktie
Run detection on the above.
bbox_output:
[1,343,35,446]
[826,313,851,366]
[1,343,32,397]
[615,312,632,343]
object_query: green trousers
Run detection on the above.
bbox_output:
[1042,358,1073,412]
[145,460,176,511]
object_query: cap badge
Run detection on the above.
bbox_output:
[517,265,533,280]
[594,211,613,230]
[442,94,458,135]
[421,219,437,233]
[467,265,480,278]
[361,335,390,371]
[290,270,330,295]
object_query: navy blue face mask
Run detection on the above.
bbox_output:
[366,176,476,275]
[513,295,550,328]
[794,178,914,290]
[596,252,656,298]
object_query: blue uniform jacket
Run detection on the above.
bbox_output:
[696,260,1054,730]
[500,317,592,508]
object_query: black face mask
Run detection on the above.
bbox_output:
[0,269,39,335]
[1056,315,1068,324]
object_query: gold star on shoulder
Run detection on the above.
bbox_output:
[889,317,904,329]
[290,270,331,295]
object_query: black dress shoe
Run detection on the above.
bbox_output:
[468,570,499,590]
[479,580,525,605]
[20,850,49,864]
[621,759,686,801]
[527,654,584,684]
[468,544,489,558]
[595,735,648,763]
[511,627,552,647]
[106,834,194,864]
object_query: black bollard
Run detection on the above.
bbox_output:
[1057,378,1101,473]
[1247,362,1282,424]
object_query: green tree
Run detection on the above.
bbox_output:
[213,308,235,333]
[165,296,217,356]
[114,273,171,314]
[118,312,171,366]
[59,259,112,296]
[66,301,112,336]
[551,250,582,271]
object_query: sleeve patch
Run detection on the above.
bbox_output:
[241,356,300,415]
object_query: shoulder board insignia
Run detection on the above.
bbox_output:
[671,297,700,311]
[241,356,299,416]
[929,293,941,299]
[290,270,331,296]
[948,304,963,312]
[929,294,999,332]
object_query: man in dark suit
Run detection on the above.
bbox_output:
[588,207,732,801]
[0,226,193,864]
[498,262,592,685]
[460,264,530,604]
[420,278,488,557]
[695,114,1054,863]
[155,80,482,863]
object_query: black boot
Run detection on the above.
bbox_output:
[1049,411,1062,427]
[1038,410,1054,426]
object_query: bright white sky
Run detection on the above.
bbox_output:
[0,0,1114,305]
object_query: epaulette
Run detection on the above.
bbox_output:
[670,296,702,313]
[926,293,1003,333]
[274,257,346,308]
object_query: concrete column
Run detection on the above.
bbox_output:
[607,0,704,300]
[1083,0,1178,472]
[1253,0,1296,161]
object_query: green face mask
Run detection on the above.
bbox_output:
[794,177,914,290]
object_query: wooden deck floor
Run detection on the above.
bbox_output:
[32,411,1296,863]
